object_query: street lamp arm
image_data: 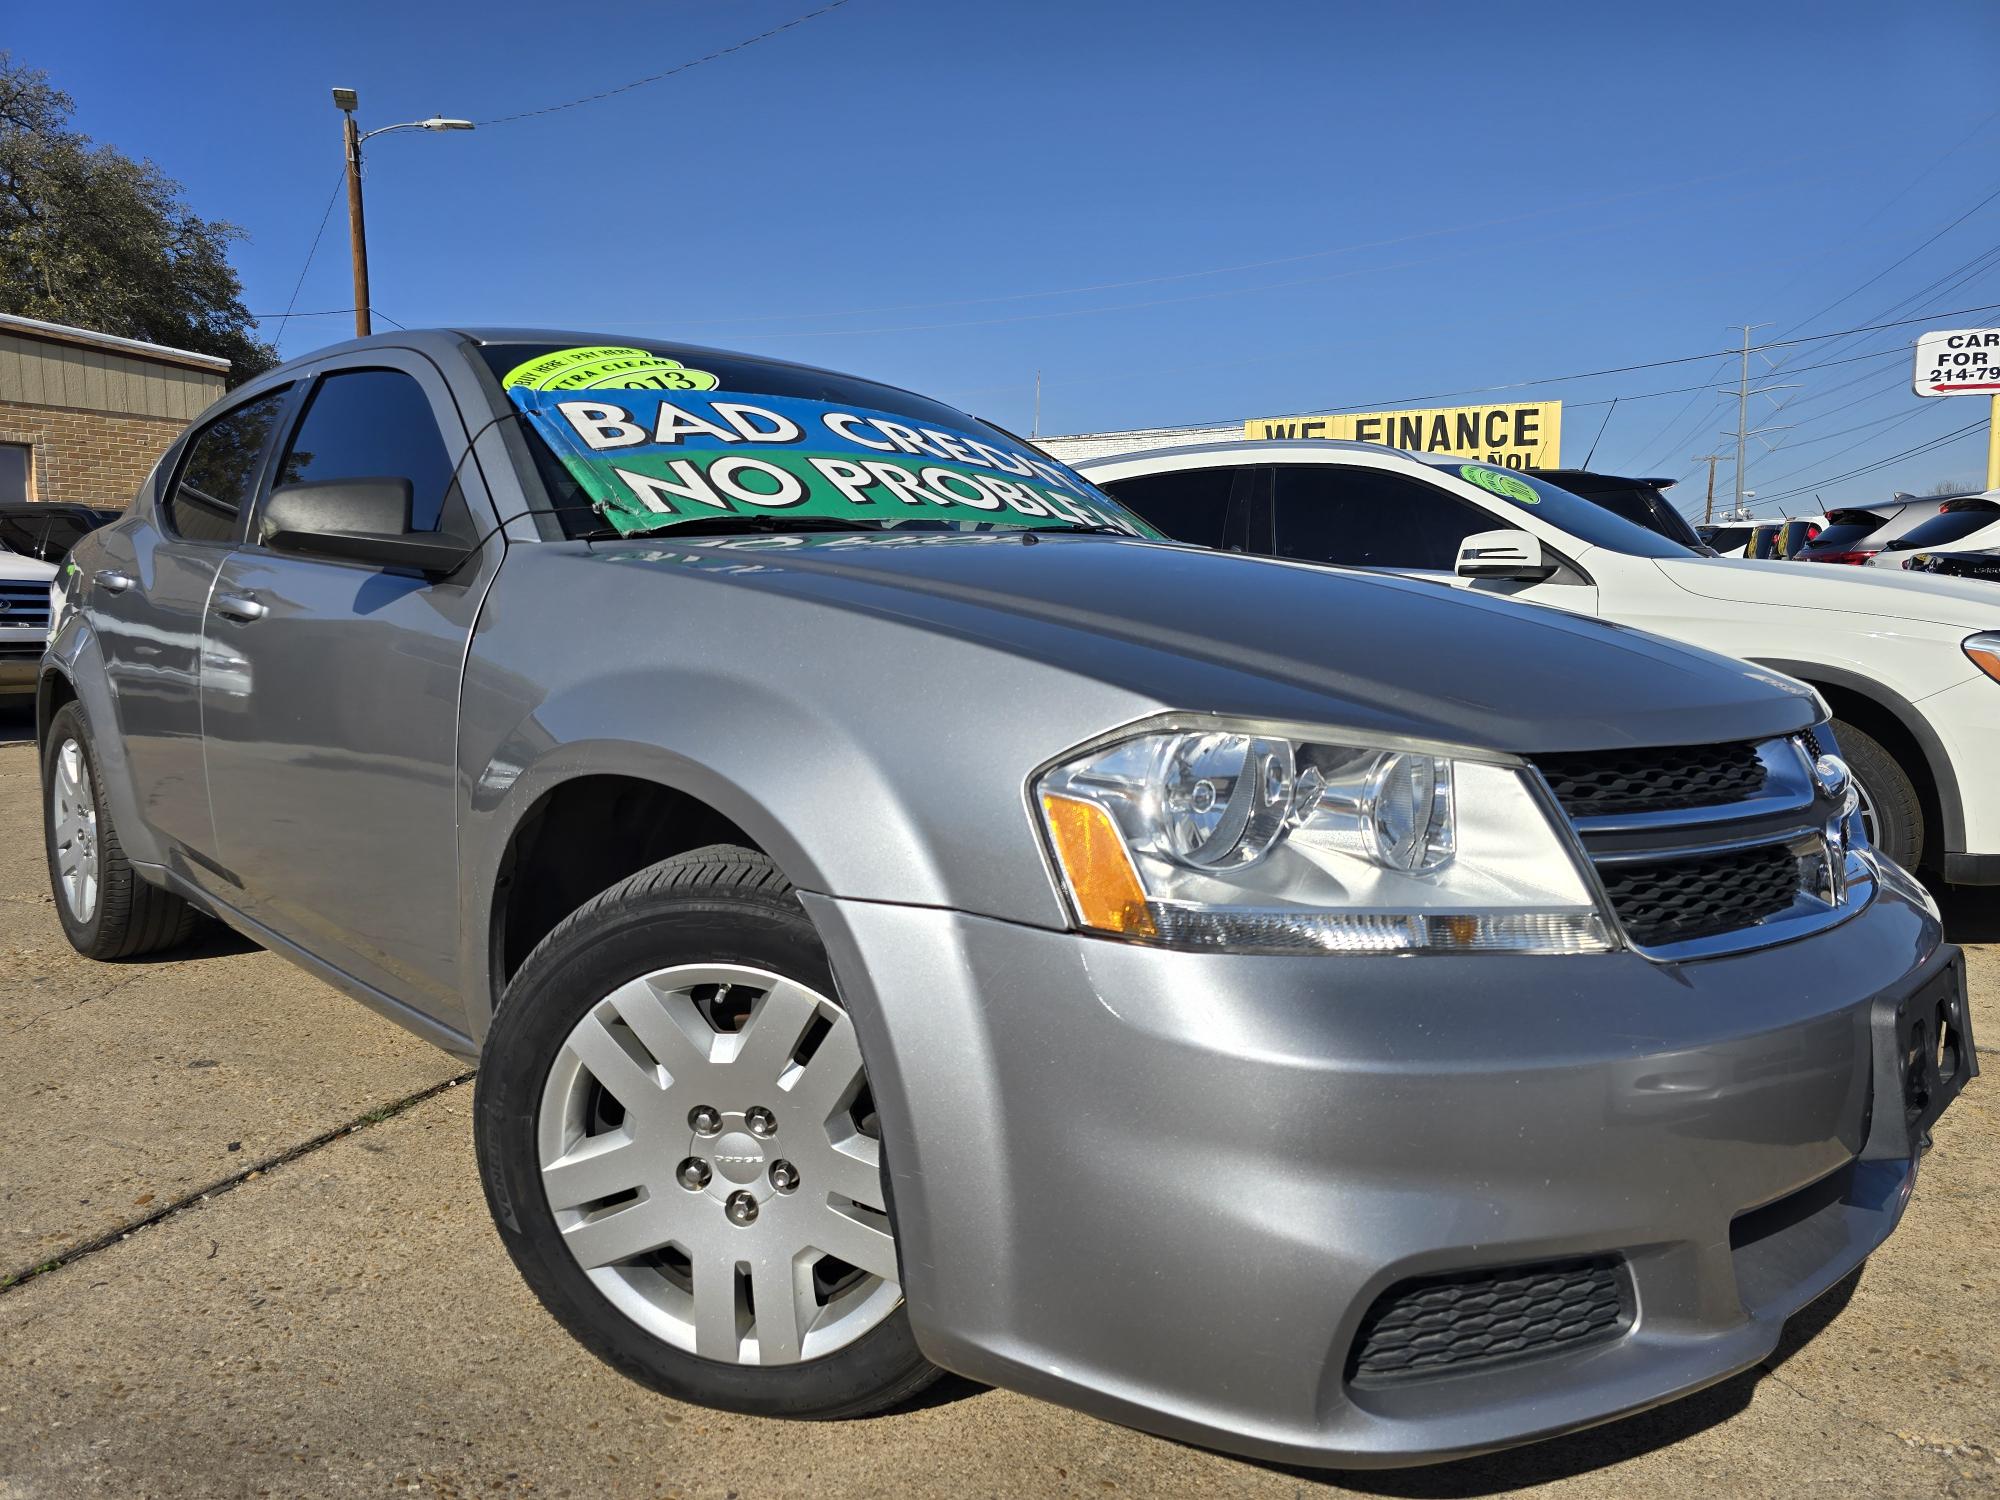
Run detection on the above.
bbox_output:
[358,117,477,143]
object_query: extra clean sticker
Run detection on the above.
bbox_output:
[1459,464,1540,505]
[502,345,720,393]
[510,385,1156,538]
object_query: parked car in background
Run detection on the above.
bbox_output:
[35,329,1977,1471]
[1083,440,2000,881]
[1747,516,1827,559]
[1797,494,1973,566]
[1,547,56,699]
[1911,550,2000,583]
[1697,521,1755,557]
[0,502,120,563]
[1526,469,1710,550]
[1874,493,2000,570]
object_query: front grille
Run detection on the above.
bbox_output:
[1535,740,1766,819]
[1598,844,1802,947]
[1348,1257,1629,1386]
[0,580,51,631]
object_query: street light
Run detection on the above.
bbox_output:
[331,88,475,338]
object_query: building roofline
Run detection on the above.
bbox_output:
[0,312,232,374]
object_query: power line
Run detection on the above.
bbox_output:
[1755,419,1987,506]
[1154,301,2000,435]
[266,167,347,353]
[475,0,856,126]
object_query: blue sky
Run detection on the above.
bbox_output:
[14,1,2000,514]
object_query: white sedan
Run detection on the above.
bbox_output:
[1078,439,2000,883]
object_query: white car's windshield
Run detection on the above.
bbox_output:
[1425,459,1694,559]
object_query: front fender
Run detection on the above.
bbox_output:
[41,613,163,869]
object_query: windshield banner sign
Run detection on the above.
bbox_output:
[510,385,1150,537]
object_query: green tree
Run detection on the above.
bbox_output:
[0,53,274,383]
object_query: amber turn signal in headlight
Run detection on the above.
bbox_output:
[1040,793,1158,938]
[1964,632,2000,685]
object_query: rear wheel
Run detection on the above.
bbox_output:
[42,702,202,959]
[1833,718,1923,871]
[475,845,938,1418]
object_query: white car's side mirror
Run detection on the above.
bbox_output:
[1457,529,1556,583]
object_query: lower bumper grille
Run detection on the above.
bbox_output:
[1599,844,1802,947]
[1348,1256,1630,1386]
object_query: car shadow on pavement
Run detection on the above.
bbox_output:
[0,702,34,746]
[1930,877,2000,944]
[1250,1269,1863,1497]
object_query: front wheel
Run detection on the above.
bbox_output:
[42,701,202,959]
[474,845,939,1419]
[1832,719,1923,872]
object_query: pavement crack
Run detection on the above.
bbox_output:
[0,1069,475,1295]
[1755,1360,1959,1472]
[7,970,149,1035]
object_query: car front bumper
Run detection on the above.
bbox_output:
[802,868,1973,1469]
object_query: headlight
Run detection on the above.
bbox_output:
[1964,632,2000,685]
[1035,723,1613,955]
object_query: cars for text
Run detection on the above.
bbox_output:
[39,332,1976,1468]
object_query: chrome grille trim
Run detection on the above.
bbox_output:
[1534,733,1871,961]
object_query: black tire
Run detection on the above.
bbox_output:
[1833,718,1924,871]
[41,701,202,960]
[475,843,939,1419]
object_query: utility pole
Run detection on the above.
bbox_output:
[1694,453,1723,523]
[1032,370,1042,439]
[334,89,371,338]
[329,88,474,341]
[1722,324,1794,516]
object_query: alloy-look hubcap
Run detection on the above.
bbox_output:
[51,738,100,924]
[537,963,900,1366]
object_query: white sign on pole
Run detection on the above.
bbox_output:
[1912,328,2000,396]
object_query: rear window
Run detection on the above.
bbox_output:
[1807,511,1893,551]
[1885,500,2000,551]
[479,342,1154,540]
[1701,525,1753,551]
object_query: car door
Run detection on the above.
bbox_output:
[199,352,498,1019]
[1264,462,1600,615]
[91,385,294,869]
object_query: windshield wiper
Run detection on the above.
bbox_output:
[1030,521,1133,536]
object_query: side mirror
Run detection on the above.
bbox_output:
[261,478,468,577]
[1456,528,1556,583]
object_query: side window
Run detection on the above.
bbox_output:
[271,369,459,535]
[1101,466,1245,549]
[163,390,290,545]
[1272,465,1496,571]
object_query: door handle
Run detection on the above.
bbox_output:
[93,570,135,594]
[212,592,268,623]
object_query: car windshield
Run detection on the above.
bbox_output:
[1420,459,1692,557]
[479,341,1158,540]
[1884,500,2000,551]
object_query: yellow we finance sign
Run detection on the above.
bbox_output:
[1246,400,1562,470]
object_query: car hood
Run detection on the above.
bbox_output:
[1655,554,2000,628]
[0,553,56,580]
[596,532,1815,753]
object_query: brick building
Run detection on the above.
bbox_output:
[0,312,228,509]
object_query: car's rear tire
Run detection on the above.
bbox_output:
[42,701,203,960]
[475,844,939,1419]
[1833,718,1923,871]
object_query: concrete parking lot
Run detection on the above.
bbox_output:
[0,702,1994,1500]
